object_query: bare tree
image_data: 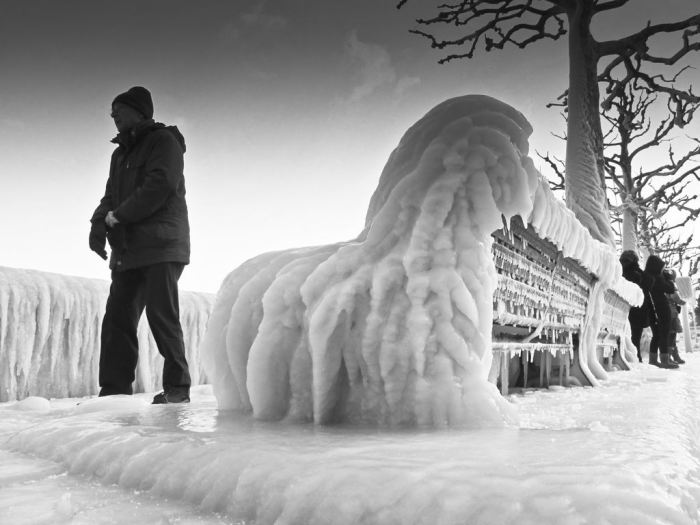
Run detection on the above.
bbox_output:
[397,0,700,248]
[635,189,700,277]
[541,68,700,264]
[602,75,700,258]
[641,212,700,274]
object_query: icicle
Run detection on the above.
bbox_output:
[0,266,214,401]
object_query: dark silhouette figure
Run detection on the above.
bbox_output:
[619,250,654,363]
[643,255,678,369]
[89,86,192,403]
[664,269,686,364]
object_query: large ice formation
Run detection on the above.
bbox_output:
[201,95,638,427]
[0,266,214,402]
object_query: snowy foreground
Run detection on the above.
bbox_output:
[2,358,700,524]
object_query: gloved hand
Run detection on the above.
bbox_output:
[89,221,108,260]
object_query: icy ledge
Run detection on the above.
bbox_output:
[5,363,700,525]
[201,95,637,427]
[0,266,214,401]
[526,174,642,308]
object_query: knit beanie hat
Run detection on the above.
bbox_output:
[619,250,638,266]
[112,86,154,119]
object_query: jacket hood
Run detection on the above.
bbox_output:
[111,121,186,153]
[157,123,186,153]
[645,254,665,276]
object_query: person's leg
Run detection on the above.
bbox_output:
[99,269,146,395]
[143,262,191,401]
[630,320,643,363]
[649,324,661,366]
[655,322,678,369]
[669,328,685,364]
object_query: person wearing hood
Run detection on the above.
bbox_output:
[643,255,678,369]
[89,86,192,403]
[664,269,686,365]
[619,250,654,362]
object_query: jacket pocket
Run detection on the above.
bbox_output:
[132,218,184,246]
[107,224,128,251]
[155,222,182,240]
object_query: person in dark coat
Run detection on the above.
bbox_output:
[89,86,192,403]
[619,250,654,362]
[643,255,678,369]
[664,269,686,364]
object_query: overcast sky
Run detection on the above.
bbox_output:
[1,0,698,292]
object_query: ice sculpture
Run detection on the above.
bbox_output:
[201,95,636,427]
[0,266,214,402]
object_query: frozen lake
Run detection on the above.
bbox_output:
[2,355,700,524]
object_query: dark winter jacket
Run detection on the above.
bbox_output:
[665,272,686,332]
[91,120,190,270]
[619,251,654,328]
[643,255,674,327]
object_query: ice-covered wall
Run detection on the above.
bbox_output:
[0,266,214,402]
[201,94,638,427]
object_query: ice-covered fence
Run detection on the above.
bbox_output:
[489,215,640,393]
[0,266,214,401]
[201,95,643,428]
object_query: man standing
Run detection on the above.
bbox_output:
[89,86,192,403]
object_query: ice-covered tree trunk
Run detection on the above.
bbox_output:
[619,133,639,252]
[564,5,616,380]
[621,205,639,252]
[564,4,616,249]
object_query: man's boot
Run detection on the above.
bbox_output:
[649,352,660,367]
[658,353,679,369]
[671,347,685,364]
[152,387,190,404]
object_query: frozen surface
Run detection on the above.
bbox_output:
[0,266,215,401]
[201,95,639,426]
[2,357,700,524]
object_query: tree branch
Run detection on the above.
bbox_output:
[537,150,566,191]
[400,1,568,63]
[598,15,700,58]
[593,0,630,13]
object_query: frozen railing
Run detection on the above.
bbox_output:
[199,95,643,427]
[0,266,214,401]
[488,189,641,392]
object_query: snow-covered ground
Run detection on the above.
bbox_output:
[2,356,700,525]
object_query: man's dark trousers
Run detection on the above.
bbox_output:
[99,262,190,396]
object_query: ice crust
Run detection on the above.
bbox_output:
[3,361,700,525]
[201,95,640,427]
[0,266,214,401]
